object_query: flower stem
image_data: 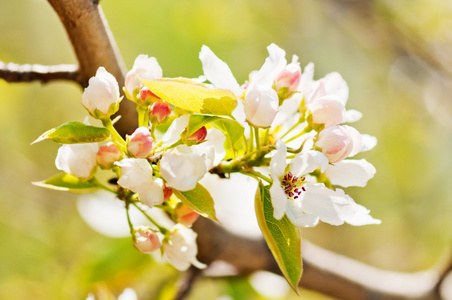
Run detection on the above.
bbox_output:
[126,205,135,237]
[240,170,272,184]
[132,202,168,234]
[102,118,126,151]
[137,106,149,128]
[284,126,312,144]
[254,127,260,152]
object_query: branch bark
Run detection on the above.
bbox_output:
[0,61,79,84]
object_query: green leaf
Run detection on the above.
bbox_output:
[32,121,110,144]
[141,77,237,116]
[32,173,101,193]
[173,183,218,222]
[255,181,302,294]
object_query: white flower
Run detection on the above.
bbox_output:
[191,128,226,169]
[55,143,98,179]
[307,81,346,127]
[269,141,380,227]
[315,125,362,163]
[115,158,163,207]
[82,67,120,119]
[162,224,206,271]
[125,54,163,97]
[159,145,207,191]
[248,43,287,90]
[244,85,279,128]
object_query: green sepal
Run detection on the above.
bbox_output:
[255,181,302,294]
[32,173,101,193]
[32,121,110,144]
[140,77,237,116]
[173,183,218,222]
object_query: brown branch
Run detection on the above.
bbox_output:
[0,61,80,84]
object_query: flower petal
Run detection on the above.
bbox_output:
[249,44,287,89]
[325,159,376,187]
[342,204,381,226]
[343,109,362,123]
[161,114,190,146]
[290,150,329,176]
[270,140,287,177]
[285,199,319,227]
[270,182,288,220]
[360,134,377,153]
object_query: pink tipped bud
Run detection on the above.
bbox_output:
[316,125,362,163]
[275,63,301,99]
[150,101,171,124]
[174,204,199,227]
[185,126,207,144]
[127,127,153,158]
[133,227,161,254]
[96,142,122,169]
[163,185,173,201]
[138,87,161,107]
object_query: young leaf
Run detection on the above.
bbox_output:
[32,121,110,144]
[32,173,101,193]
[255,181,302,294]
[141,78,237,116]
[173,183,218,222]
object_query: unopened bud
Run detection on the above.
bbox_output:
[127,127,153,158]
[133,227,161,254]
[185,126,207,144]
[96,142,121,169]
[150,101,171,124]
[275,63,301,100]
[163,185,173,201]
[138,87,161,107]
[315,125,362,163]
[174,204,199,227]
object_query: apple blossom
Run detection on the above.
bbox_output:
[138,87,161,107]
[275,62,301,100]
[96,142,121,169]
[125,55,162,98]
[184,126,207,144]
[81,67,120,119]
[149,101,171,124]
[244,85,279,128]
[115,158,163,207]
[133,227,161,254]
[159,145,207,191]
[174,204,199,227]
[127,127,153,158]
[55,143,98,179]
[162,224,206,271]
[315,125,362,163]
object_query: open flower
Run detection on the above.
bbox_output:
[162,224,206,271]
[269,141,380,227]
[125,54,163,98]
[56,143,98,179]
[115,158,163,207]
[315,125,362,163]
[82,67,120,119]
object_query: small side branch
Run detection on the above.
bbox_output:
[0,61,80,84]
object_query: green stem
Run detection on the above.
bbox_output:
[126,205,135,236]
[241,170,272,184]
[132,202,168,234]
[249,125,254,153]
[137,106,149,128]
[280,120,302,139]
[102,118,126,151]
[254,127,260,152]
[284,126,312,144]
[263,128,270,146]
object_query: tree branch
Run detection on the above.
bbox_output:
[0,61,80,84]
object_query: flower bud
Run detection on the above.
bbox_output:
[150,101,171,124]
[163,185,173,201]
[137,87,161,107]
[82,67,120,119]
[315,125,362,163]
[125,55,162,98]
[55,143,98,179]
[244,86,279,128]
[133,227,161,254]
[96,142,121,169]
[127,127,153,158]
[185,126,207,144]
[309,96,345,128]
[174,204,199,227]
[275,62,301,99]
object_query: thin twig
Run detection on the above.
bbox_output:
[0,61,80,84]
[173,266,203,300]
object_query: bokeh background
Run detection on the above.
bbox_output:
[1,0,452,299]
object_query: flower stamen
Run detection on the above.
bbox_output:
[281,172,306,200]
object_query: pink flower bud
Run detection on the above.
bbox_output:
[174,204,199,227]
[150,101,171,124]
[133,227,161,254]
[315,125,362,163]
[127,127,153,158]
[309,96,345,127]
[185,126,207,144]
[163,185,173,201]
[244,86,279,128]
[138,87,161,107]
[96,142,121,169]
[275,63,301,98]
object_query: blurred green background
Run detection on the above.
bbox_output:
[1,0,452,299]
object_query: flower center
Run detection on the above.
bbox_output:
[281,172,306,200]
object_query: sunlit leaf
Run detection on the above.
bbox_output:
[173,183,218,222]
[32,121,110,144]
[255,181,302,293]
[32,173,101,193]
[141,77,237,116]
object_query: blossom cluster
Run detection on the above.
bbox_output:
[36,44,379,275]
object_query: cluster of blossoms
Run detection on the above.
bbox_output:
[35,44,379,277]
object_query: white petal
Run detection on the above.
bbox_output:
[290,150,329,176]
[140,181,164,207]
[325,159,376,187]
[249,44,287,89]
[270,140,287,177]
[298,62,315,98]
[322,72,349,105]
[343,109,362,123]
[343,204,381,226]
[270,182,288,220]
[191,128,226,167]
[345,125,362,158]
[285,199,319,227]
[118,288,138,300]
[199,45,242,96]
[360,134,377,152]
[161,114,190,146]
